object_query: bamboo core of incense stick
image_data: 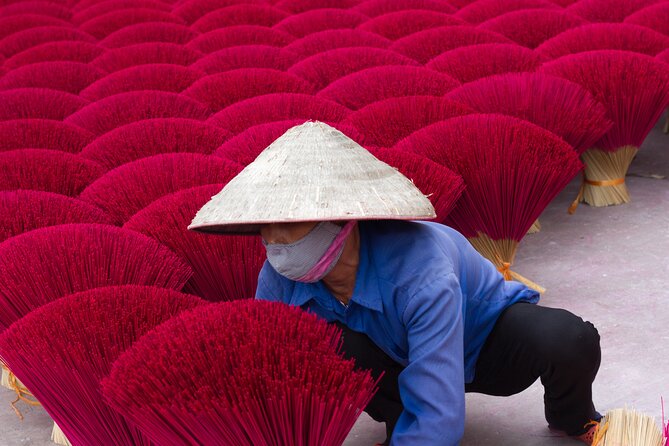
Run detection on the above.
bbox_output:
[527,219,541,234]
[580,146,638,207]
[594,408,665,446]
[1,363,10,389]
[52,423,72,446]
[467,234,545,293]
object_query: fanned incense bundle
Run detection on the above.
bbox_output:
[187,26,295,53]
[426,43,544,83]
[100,22,198,48]
[368,147,465,223]
[0,2,72,20]
[208,93,351,134]
[353,0,456,16]
[0,61,104,94]
[192,4,289,31]
[0,190,111,243]
[566,0,662,23]
[73,0,125,12]
[283,29,391,57]
[171,0,269,24]
[78,8,185,39]
[80,118,231,170]
[274,0,363,13]
[448,0,481,8]
[80,64,204,100]
[478,9,588,49]
[395,114,582,290]
[273,9,369,37]
[344,96,474,147]
[125,185,266,301]
[541,50,669,207]
[318,65,460,110]
[215,119,364,165]
[625,2,669,36]
[454,0,559,24]
[536,24,669,59]
[0,119,95,153]
[0,15,71,41]
[389,26,512,64]
[357,10,465,40]
[445,73,613,155]
[0,89,89,121]
[658,50,669,134]
[0,286,205,445]
[65,91,212,135]
[191,45,299,73]
[593,408,665,446]
[184,68,315,111]
[0,26,95,58]
[79,153,241,225]
[91,42,202,72]
[0,223,193,330]
[215,119,313,164]
[4,41,104,69]
[288,47,419,90]
[0,149,104,196]
[102,300,378,446]
[71,0,172,24]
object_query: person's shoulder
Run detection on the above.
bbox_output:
[256,260,295,302]
[362,220,462,291]
[364,220,466,254]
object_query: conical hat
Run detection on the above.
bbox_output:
[188,121,436,234]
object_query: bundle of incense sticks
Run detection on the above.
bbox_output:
[593,408,665,446]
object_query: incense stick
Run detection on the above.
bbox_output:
[596,409,664,446]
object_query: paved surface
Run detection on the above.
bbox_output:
[1,120,667,445]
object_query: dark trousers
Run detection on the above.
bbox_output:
[335,302,601,444]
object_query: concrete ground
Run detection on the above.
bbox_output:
[0,119,667,445]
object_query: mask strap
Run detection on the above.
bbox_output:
[296,221,356,282]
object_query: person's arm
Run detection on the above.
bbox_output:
[391,272,465,446]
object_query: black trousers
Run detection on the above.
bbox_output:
[335,302,601,444]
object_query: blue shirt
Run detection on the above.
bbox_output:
[255,220,539,445]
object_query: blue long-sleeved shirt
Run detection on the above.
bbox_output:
[255,220,539,445]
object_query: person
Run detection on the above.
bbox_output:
[189,121,602,445]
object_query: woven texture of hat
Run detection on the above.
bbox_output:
[189,121,435,233]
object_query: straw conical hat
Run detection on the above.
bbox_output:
[188,121,436,233]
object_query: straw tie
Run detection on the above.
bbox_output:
[590,419,609,446]
[568,176,626,214]
[497,263,546,294]
[7,370,41,420]
[497,262,513,281]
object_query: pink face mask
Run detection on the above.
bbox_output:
[263,221,357,283]
[297,221,356,282]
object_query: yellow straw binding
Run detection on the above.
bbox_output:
[8,370,41,421]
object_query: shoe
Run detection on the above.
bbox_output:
[574,420,601,445]
[549,419,602,445]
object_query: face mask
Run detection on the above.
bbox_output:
[263,221,356,283]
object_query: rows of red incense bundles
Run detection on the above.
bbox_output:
[0,0,669,445]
